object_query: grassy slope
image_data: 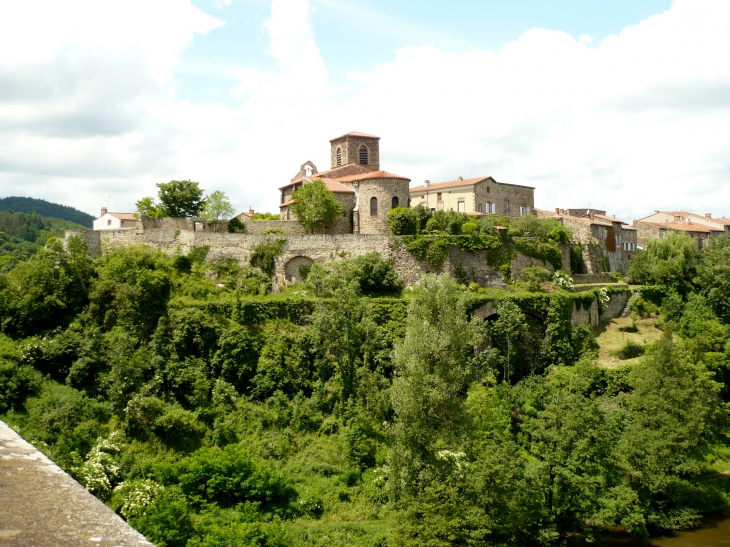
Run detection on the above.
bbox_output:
[592,314,664,368]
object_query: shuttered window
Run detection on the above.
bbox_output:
[359,145,368,165]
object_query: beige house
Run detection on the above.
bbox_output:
[636,211,730,241]
[409,176,534,216]
[634,219,722,250]
[93,208,136,230]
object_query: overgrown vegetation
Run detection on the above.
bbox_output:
[392,209,570,274]
[1,231,730,547]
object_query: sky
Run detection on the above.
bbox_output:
[1,0,729,223]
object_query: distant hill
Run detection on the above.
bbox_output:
[0,197,94,228]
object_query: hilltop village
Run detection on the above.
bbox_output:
[89,131,730,285]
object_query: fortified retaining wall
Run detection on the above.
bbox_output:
[67,228,573,289]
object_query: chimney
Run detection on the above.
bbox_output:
[633,219,637,225]
[101,207,107,216]
[705,213,711,219]
[555,208,560,214]
[654,210,660,213]
[590,213,595,222]
[249,207,255,215]
[560,208,565,215]
[457,176,463,181]
[424,180,430,187]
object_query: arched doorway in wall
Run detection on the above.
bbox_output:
[284,256,314,283]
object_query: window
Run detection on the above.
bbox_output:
[486,202,495,214]
[477,204,482,213]
[391,196,399,208]
[107,219,112,226]
[437,192,442,201]
[286,208,290,220]
[487,186,490,193]
[504,200,510,215]
[359,145,368,165]
[519,206,529,216]
[305,165,313,176]
[370,197,378,216]
[457,200,465,213]
[336,147,342,166]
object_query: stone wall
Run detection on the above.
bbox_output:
[599,290,630,322]
[573,273,616,285]
[356,177,411,235]
[242,220,307,235]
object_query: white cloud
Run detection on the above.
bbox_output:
[0,0,729,222]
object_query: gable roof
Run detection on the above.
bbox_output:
[329,131,380,142]
[638,220,715,234]
[334,170,410,183]
[592,213,629,225]
[282,163,373,189]
[104,212,136,221]
[312,178,356,193]
[410,176,495,193]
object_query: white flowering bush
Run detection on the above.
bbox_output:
[78,432,122,501]
[553,270,574,290]
[111,479,164,520]
[597,287,610,313]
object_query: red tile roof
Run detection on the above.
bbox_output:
[638,221,714,233]
[279,200,297,208]
[410,176,494,193]
[334,170,410,183]
[282,164,373,188]
[329,131,380,142]
[316,178,356,193]
[107,212,136,220]
[592,213,628,225]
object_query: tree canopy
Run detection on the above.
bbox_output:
[290,179,343,232]
[136,180,206,219]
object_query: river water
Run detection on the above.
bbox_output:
[584,514,730,547]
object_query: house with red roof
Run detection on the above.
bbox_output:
[409,176,534,217]
[93,208,136,230]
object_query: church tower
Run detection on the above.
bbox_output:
[329,131,380,171]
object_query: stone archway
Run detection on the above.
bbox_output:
[284,256,314,283]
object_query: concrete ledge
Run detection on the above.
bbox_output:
[0,420,152,547]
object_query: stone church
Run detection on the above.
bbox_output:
[278,131,411,234]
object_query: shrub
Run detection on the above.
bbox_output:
[250,212,280,221]
[461,222,478,235]
[454,262,470,285]
[617,340,645,360]
[387,207,417,235]
[227,217,245,233]
[249,238,287,277]
[0,360,42,412]
[348,252,403,295]
[630,296,658,318]
[165,444,297,510]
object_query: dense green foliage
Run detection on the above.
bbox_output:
[0,210,88,269]
[136,180,206,219]
[200,191,235,231]
[0,196,94,227]
[250,212,281,221]
[2,234,730,547]
[291,180,344,233]
[398,211,570,273]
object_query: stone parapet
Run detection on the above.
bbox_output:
[0,420,153,547]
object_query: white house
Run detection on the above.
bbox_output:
[93,208,136,230]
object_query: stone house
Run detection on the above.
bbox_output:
[409,176,534,216]
[277,132,411,235]
[635,211,730,246]
[633,219,721,250]
[536,208,636,273]
[93,208,136,230]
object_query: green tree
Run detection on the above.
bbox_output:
[290,179,343,233]
[491,300,528,383]
[387,207,417,235]
[389,274,490,496]
[200,191,235,232]
[135,196,164,219]
[628,232,697,295]
[157,180,205,217]
[619,337,725,533]
[696,236,730,324]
